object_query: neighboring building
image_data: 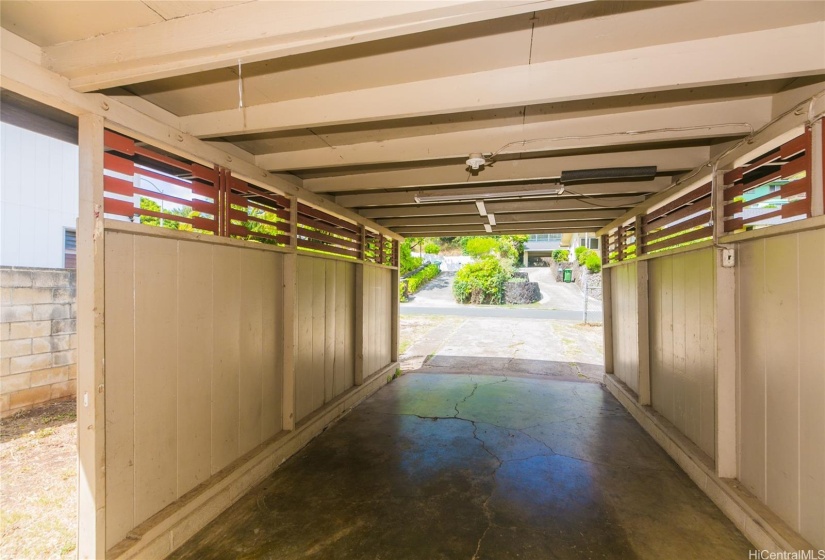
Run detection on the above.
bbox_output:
[1,122,79,417]
[522,233,562,265]
[1,122,79,268]
[568,232,600,253]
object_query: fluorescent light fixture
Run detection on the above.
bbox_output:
[488,214,496,226]
[415,186,564,203]
[475,200,487,216]
[484,224,492,233]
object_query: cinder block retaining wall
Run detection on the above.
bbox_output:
[0,267,77,417]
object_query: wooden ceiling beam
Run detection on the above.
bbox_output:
[181,23,825,137]
[46,0,588,92]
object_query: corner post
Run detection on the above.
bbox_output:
[600,234,614,375]
[811,118,823,217]
[282,198,298,431]
[77,113,106,559]
[390,239,400,363]
[713,168,737,478]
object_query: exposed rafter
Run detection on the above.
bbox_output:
[334,178,672,208]
[180,23,825,137]
[304,147,707,193]
[45,0,588,92]
[376,209,623,227]
[256,98,769,171]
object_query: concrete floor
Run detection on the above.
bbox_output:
[170,373,752,559]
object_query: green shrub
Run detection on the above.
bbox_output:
[574,246,589,265]
[424,242,440,255]
[401,263,440,301]
[453,258,511,304]
[464,237,499,258]
[400,240,423,274]
[552,249,570,262]
[585,252,602,273]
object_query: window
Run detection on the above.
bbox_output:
[589,238,599,250]
[64,229,76,269]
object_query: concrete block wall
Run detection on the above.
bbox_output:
[0,266,77,417]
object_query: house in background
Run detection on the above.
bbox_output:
[1,114,79,417]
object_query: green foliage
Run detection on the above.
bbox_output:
[400,240,423,274]
[585,251,602,273]
[574,246,589,265]
[453,257,512,304]
[464,237,498,258]
[497,234,528,264]
[406,263,440,293]
[424,242,440,255]
[139,197,191,230]
[552,249,570,262]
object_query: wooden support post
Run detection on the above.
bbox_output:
[811,119,824,217]
[635,215,645,257]
[77,114,106,559]
[282,199,298,431]
[713,168,737,478]
[636,260,651,405]
[391,266,400,363]
[601,234,614,376]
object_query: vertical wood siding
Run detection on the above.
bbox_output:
[363,265,392,378]
[737,229,825,549]
[294,256,355,422]
[610,262,639,393]
[104,232,284,547]
[648,248,716,459]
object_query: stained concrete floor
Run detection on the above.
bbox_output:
[170,373,752,560]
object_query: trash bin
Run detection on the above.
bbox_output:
[563,268,573,283]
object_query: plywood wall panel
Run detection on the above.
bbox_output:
[310,259,326,412]
[211,245,241,473]
[176,240,213,497]
[738,240,767,502]
[648,248,715,459]
[610,262,639,393]
[763,235,800,528]
[104,232,136,546]
[295,256,314,421]
[260,253,283,441]
[239,250,264,457]
[324,261,337,402]
[133,235,178,525]
[797,229,825,548]
[737,228,825,549]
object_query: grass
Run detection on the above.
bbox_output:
[0,400,78,559]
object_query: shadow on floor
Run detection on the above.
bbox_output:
[169,373,752,560]
[416,355,605,382]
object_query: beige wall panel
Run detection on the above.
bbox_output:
[211,245,241,473]
[295,256,314,421]
[649,249,715,459]
[133,235,178,525]
[324,260,336,402]
[798,228,825,549]
[763,235,800,529]
[611,262,639,393]
[176,240,214,497]
[104,232,136,547]
[332,262,352,397]
[238,250,264,457]
[738,239,767,501]
[363,266,392,377]
[342,262,355,393]
[260,252,283,441]
[310,259,326,411]
[698,251,716,459]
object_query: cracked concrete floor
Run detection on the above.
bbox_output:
[170,374,752,560]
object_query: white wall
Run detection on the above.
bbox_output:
[0,123,78,268]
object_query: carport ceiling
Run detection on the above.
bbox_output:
[3,0,824,236]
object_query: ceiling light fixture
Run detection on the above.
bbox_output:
[560,166,657,183]
[484,224,493,233]
[415,186,564,203]
[466,153,486,171]
[475,200,487,216]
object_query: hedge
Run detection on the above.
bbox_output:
[452,257,511,304]
[399,263,440,301]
